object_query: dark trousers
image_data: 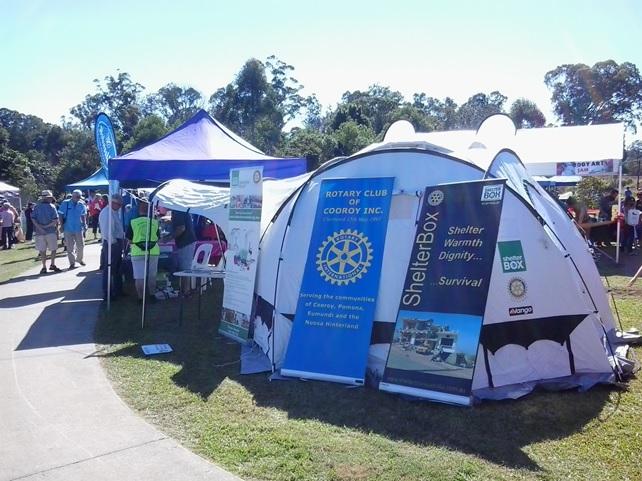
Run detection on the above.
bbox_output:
[91,213,100,235]
[26,222,34,241]
[102,239,124,297]
[1,226,12,248]
[621,224,635,253]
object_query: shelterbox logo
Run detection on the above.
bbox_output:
[481,184,503,203]
[497,241,527,273]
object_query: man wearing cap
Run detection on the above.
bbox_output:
[58,189,87,270]
[0,202,15,249]
[31,190,61,274]
[98,193,125,301]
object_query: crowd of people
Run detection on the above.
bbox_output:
[2,187,226,304]
[564,187,642,256]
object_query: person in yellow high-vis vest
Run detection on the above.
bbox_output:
[125,200,160,302]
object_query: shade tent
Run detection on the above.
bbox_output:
[0,181,21,209]
[533,175,583,187]
[66,168,109,191]
[399,122,625,177]
[108,110,307,183]
[148,173,311,234]
[0,180,20,195]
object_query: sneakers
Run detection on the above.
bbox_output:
[39,267,48,274]
[68,264,77,270]
[49,265,62,272]
[78,261,86,266]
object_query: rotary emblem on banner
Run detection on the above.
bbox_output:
[316,229,373,285]
[427,189,444,206]
[508,277,528,301]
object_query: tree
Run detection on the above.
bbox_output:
[279,127,336,169]
[122,115,169,153]
[0,108,50,154]
[411,94,459,131]
[332,120,376,157]
[209,57,305,153]
[544,60,642,133]
[509,98,546,128]
[54,128,100,194]
[457,92,507,130]
[385,105,435,134]
[302,94,324,132]
[575,176,617,210]
[339,85,404,135]
[264,55,305,124]
[624,140,642,185]
[69,71,146,145]
[146,83,204,128]
[329,103,371,131]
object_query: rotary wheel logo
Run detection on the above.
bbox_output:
[427,190,444,206]
[316,229,373,285]
[508,277,527,301]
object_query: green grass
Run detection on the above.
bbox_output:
[0,240,42,283]
[0,237,102,283]
[91,251,642,481]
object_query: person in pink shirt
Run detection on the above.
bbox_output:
[0,202,16,249]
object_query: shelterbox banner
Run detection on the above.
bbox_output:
[281,177,394,384]
[220,167,263,343]
[379,179,506,406]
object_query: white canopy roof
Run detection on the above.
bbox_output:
[365,121,625,177]
[0,181,20,192]
[149,173,311,233]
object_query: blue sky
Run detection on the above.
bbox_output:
[2,0,642,139]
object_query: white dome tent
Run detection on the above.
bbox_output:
[248,117,633,404]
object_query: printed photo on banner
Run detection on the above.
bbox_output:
[387,311,480,380]
[556,160,614,176]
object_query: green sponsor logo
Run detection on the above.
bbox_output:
[231,170,240,186]
[498,241,526,273]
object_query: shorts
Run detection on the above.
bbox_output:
[131,255,159,280]
[177,243,195,270]
[35,233,58,252]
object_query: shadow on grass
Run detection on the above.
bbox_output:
[240,373,615,471]
[94,279,236,399]
[94,280,620,473]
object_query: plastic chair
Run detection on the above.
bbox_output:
[190,243,213,291]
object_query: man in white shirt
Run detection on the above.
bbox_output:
[98,193,125,301]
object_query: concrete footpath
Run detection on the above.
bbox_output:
[0,242,242,481]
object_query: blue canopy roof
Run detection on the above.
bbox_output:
[66,168,109,191]
[108,110,307,183]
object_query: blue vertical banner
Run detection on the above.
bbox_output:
[95,113,118,171]
[379,179,505,406]
[94,112,119,193]
[282,177,395,385]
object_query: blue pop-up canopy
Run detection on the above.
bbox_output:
[66,168,109,191]
[108,110,307,184]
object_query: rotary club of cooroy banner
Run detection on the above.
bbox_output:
[219,167,263,343]
[379,179,506,406]
[281,177,395,385]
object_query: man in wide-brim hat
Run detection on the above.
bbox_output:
[31,190,62,274]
